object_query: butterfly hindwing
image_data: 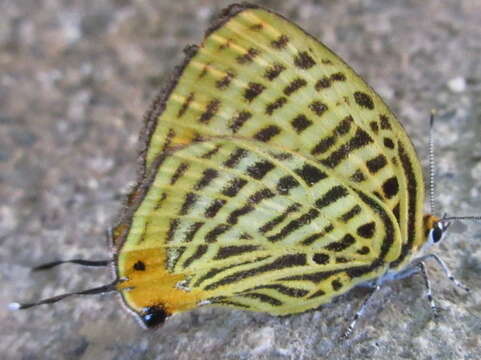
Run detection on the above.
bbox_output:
[118,138,402,314]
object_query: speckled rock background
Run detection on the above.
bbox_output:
[1,1,480,359]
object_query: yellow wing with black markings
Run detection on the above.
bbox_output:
[113,3,426,325]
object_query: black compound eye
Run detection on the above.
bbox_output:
[140,306,168,329]
[432,225,444,243]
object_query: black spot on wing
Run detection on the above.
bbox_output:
[307,289,326,299]
[241,293,282,306]
[294,51,316,69]
[315,72,346,90]
[205,199,226,218]
[264,63,286,81]
[354,91,375,109]
[182,245,208,268]
[170,163,189,185]
[214,245,259,260]
[271,34,289,49]
[315,77,331,90]
[350,169,366,182]
[201,144,222,159]
[254,125,281,142]
[227,205,255,225]
[315,186,348,209]
[266,97,287,115]
[180,192,198,215]
[205,224,231,243]
[382,176,399,199]
[357,246,370,255]
[246,160,275,180]
[380,114,392,129]
[249,23,263,31]
[222,178,248,197]
[195,168,218,190]
[301,224,334,246]
[177,92,194,118]
[223,148,247,168]
[277,175,300,195]
[198,99,220,124]
[258,203,301,234]
[216,71,235,89]
[357,222,376,238]
[236,47,259,64]
[309,101,328,116]
[294,164,327,186]
[366,154,388,174]
[267,209,320,242]
[291,114,312,133]
[384,137,395,149]
[229,111,252,134]
[284,78,307,96]
[311,135,336,155]
[313,253,329,265]
[320,128,373,168]
[339,205,361,223]
[249,188,275,204]
[331,279,343,290]
[184,222,204,242]
[325,234,356,252]
[166,219,179,243]
[331,72,346,81]
[251,284,309,298]
[133,261,146,271]
[244,82,266,102]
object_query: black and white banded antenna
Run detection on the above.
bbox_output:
[9,256,115,311]
[9,236,113,310]
[429,109,439,216]
[9,280,118,310]
[31,258,112,271]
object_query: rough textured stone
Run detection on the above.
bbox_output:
[1,1,480,359]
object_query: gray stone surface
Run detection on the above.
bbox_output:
[1,1,480,359]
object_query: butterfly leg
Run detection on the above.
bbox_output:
[343,284,381,339]
[417,262,441,318]
[417,253,470,292]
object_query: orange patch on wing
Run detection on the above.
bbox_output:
[117,248,205,315]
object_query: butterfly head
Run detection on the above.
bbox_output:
[424,214,450,246]
[424,213,481,249]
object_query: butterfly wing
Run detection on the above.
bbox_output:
[115,4,425,316]
[117,138,401,315]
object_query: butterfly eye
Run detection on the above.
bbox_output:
[140,306,168,329]
[431,224,444,243]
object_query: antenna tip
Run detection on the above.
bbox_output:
[8,302,22,311]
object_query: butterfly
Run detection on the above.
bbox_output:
[12,3,478,336]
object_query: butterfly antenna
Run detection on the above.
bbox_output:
[32,259,112,272]
[441,216,481,223]
[429,109,440,216]
[9,280,118,310]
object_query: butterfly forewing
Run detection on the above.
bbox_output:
[115,4,426,318]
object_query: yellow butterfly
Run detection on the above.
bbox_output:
[12,3,478,336]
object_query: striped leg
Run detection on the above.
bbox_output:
[343,284,381,339]
[417,262,441,317]
[417,254,470,292]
